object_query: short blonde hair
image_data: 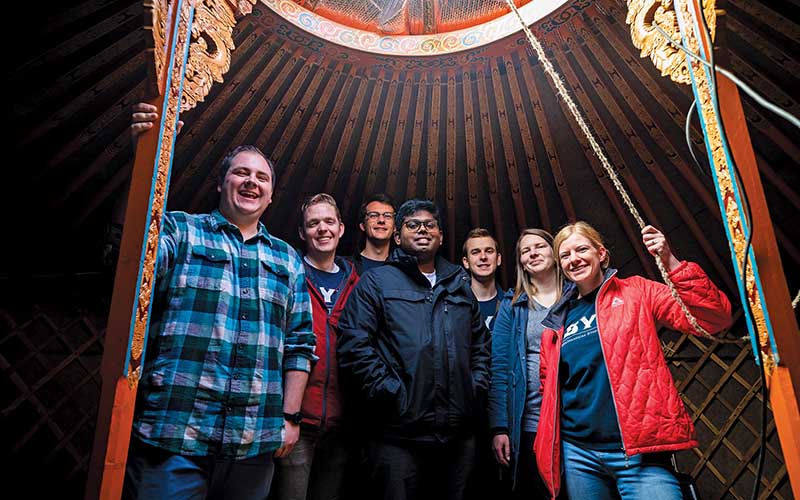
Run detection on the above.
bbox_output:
[553,221,611,270]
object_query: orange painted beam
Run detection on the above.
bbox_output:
[86,0,195,496]
[680,1,800,494]
[85,90,164,499]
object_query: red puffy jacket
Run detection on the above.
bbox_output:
[300,258,359,429]
[534,261,733,499]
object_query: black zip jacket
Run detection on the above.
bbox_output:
[337,248,491,443]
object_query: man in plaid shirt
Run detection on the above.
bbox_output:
[124,106,315,500]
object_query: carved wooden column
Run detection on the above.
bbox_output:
[85,1,254,498]
[627,0,800,495]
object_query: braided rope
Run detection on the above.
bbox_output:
[504,0,712,337]
[793,289,799,309]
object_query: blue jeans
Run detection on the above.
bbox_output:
[562,440,682,500]
[123,439,275,500]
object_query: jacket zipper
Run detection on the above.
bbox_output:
[321,322,330,427]
[594,271,627,458]
[319,270,355,428]
[550,326,561,497]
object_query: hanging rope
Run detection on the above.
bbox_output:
[504,0,713,338]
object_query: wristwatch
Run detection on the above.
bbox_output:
[283,411,303,425]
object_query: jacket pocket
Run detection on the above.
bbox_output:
[382,289,428,344]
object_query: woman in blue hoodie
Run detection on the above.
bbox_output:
[488,228,565,499]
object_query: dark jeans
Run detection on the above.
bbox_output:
[466,427,505,500]
[513,431,550,500]
[271,426,349,500]
[367,436,476,500]
[123,439,275,500]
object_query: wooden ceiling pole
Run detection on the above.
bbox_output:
[85,1,195,497]
[646,0,800,494]
[85,1,255,498]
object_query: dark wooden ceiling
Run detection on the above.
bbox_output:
[7,0,800,299]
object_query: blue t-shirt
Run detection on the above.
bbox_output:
[478,295,502,330]
[559,289,622,449]
[357,255,385,274]
[306,264,346,313]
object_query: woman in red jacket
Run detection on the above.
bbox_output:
[534,221,733,500]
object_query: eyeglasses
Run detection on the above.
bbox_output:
[402,219,439,231]
[365,211,395,221]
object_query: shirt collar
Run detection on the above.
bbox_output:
[210,209,272,245]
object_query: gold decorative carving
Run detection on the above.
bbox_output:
[182,0,256,111]
[128,0,194,389]
[144,0,171,95]
[626,0,716,85]
[672,0,773,371]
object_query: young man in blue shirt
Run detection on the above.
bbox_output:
[124,104,315,499]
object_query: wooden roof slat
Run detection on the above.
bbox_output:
[502,59,550,232]
[271,64,347,212]
[546,35,660,277]
[309,71,360,180]
[406,74,428,198]
[475,67,507,247]
[462,71,481,225]
[169,31,269,191]
[565,25,736,292]
[755,153,800,212]
[51,79,146,209]
[726,9,800,74]
[244,47,309,150]
[364,74,401,197]
[341,69,386,217]
[489,60,530,232]
[517,55,577,222]
[446,69,458,258]
[425,72,442,199]
[13,2,141,77]
[324,68,375,195]
[272,60,334,163]
[28,51,145,154]
[257,58,322,155]
[576,15,723,218]
[385,74,415,198]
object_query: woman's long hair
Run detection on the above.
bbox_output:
[512,228,562,306]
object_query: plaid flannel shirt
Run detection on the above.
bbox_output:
[132,210,316,459]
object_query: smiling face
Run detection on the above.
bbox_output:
[518,234,556,278]
[359,201,396,243]
[217,151,273,223]
[558,233,607,294]
[395,209,442,263]
[462,236,501,281]
[299,201,344,259]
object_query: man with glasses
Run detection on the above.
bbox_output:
[352,193,396,275]
[337,199,491,500]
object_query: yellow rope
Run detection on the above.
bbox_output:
[504,0,713,338]
[793,289,799,309]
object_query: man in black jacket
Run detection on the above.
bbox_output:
[337,199,491,500]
